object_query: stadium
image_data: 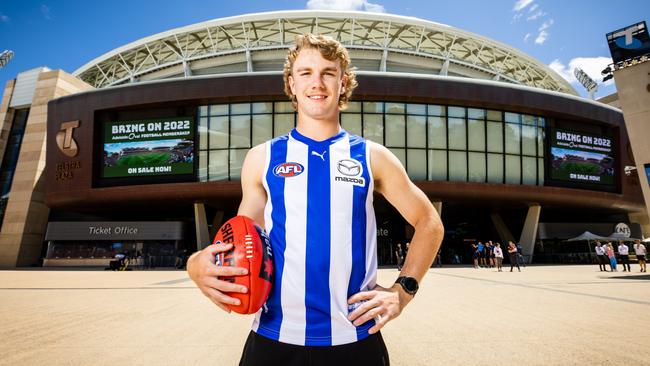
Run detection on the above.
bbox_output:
[0,10,645,267]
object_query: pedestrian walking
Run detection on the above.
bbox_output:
[607,242,617,272]
[472,242,479,269]
[395,243,405,271]
[594,241,608,272]
[508,241,520,272]
[486,241,495,268]
[516,242,526,267]
[477,241,485,268]
[633,239,646,273]
[494,243,504,272]
[617,241,631,272]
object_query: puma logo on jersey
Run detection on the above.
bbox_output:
[311,150,327,161]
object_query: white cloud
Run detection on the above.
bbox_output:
[513,0,534,12]
[526,10,545,21]
[524,33,531,43]
[539,19,554,31]
[528,3,538,12]
[533,19,554,44]
[0,13,9,22]
[41,4,51,20]
[306,0,385,12]
[548,57,614,88]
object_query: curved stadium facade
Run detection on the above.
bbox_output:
[0,11,644,267]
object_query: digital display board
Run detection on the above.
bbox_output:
[550,129,615,186]
[606,21,650,64]
[102,117,194,178]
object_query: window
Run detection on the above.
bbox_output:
[407,115,426,148]
[197,103,545,186]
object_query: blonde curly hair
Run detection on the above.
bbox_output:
[283,33,358,110]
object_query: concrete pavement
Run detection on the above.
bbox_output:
[1,265,649,365]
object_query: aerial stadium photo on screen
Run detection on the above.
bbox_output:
[550,129,615,186]
[102,117,194,178]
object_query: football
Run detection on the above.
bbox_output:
[213,215,273,314]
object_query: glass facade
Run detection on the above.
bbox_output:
[198,102,546,185]
[0,108,30,231]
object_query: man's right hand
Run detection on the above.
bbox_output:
[186,242,249,313]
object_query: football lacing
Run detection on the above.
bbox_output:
[245,234,254,259]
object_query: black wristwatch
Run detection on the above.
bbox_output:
[395,276,419,297]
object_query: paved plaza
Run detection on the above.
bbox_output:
[1,265,649,365]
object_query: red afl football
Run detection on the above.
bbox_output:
[214,215,273,314]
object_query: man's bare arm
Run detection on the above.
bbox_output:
[371,142,443,286]
[347,141,443,332]
[237,143,267,225]
[186,143,267,312]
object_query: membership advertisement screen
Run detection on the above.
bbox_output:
[550,129,615,186]
[102,117,194,178]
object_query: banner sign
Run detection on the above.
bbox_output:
[606,21,650,64]
[102,117,194,178]
[550,129,615,186]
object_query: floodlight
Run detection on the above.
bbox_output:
[0,50,14,68]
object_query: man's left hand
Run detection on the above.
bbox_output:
[347,284,410,334]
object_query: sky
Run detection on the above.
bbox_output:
[1,0,648,100]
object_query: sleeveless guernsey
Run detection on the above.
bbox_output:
[252,128,378,346]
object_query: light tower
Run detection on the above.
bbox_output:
[0,50,14,68]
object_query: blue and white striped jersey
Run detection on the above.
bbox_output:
[251,128,378,346]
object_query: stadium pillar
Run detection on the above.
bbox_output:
[432,200,442,216]
[612,61,650,232]
[0,70,91,267]
[490,212,516,244]
[194,202,210,251]
[518,204,541,263]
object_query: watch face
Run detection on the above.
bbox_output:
[403,277,418,292]
[398,276,418,295]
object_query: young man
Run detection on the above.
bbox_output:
[633,239,646,273]
[187,33,444,365]
[617,241,631,272]
[594,241,608,272]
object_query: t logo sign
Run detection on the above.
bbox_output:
[56,121,80,157]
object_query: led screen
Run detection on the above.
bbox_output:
[550,129,615,186]
[102,117,194,178]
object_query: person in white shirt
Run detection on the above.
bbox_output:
[633,239,647,273]
[493,243,504,272]
[617,241,631,272]
[594,241,608,272]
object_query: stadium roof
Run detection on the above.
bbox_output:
[74,10,577,95]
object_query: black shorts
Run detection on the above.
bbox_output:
[637,254,646,262]
[239,330,390,366]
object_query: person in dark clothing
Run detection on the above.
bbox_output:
[508,241,520,272]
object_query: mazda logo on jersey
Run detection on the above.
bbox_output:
[335,159,365,187]
[273,162,304,177]
[337,159,362,176]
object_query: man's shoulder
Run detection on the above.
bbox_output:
[268,133,291,144]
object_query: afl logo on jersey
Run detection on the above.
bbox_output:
[273,162,304,177]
